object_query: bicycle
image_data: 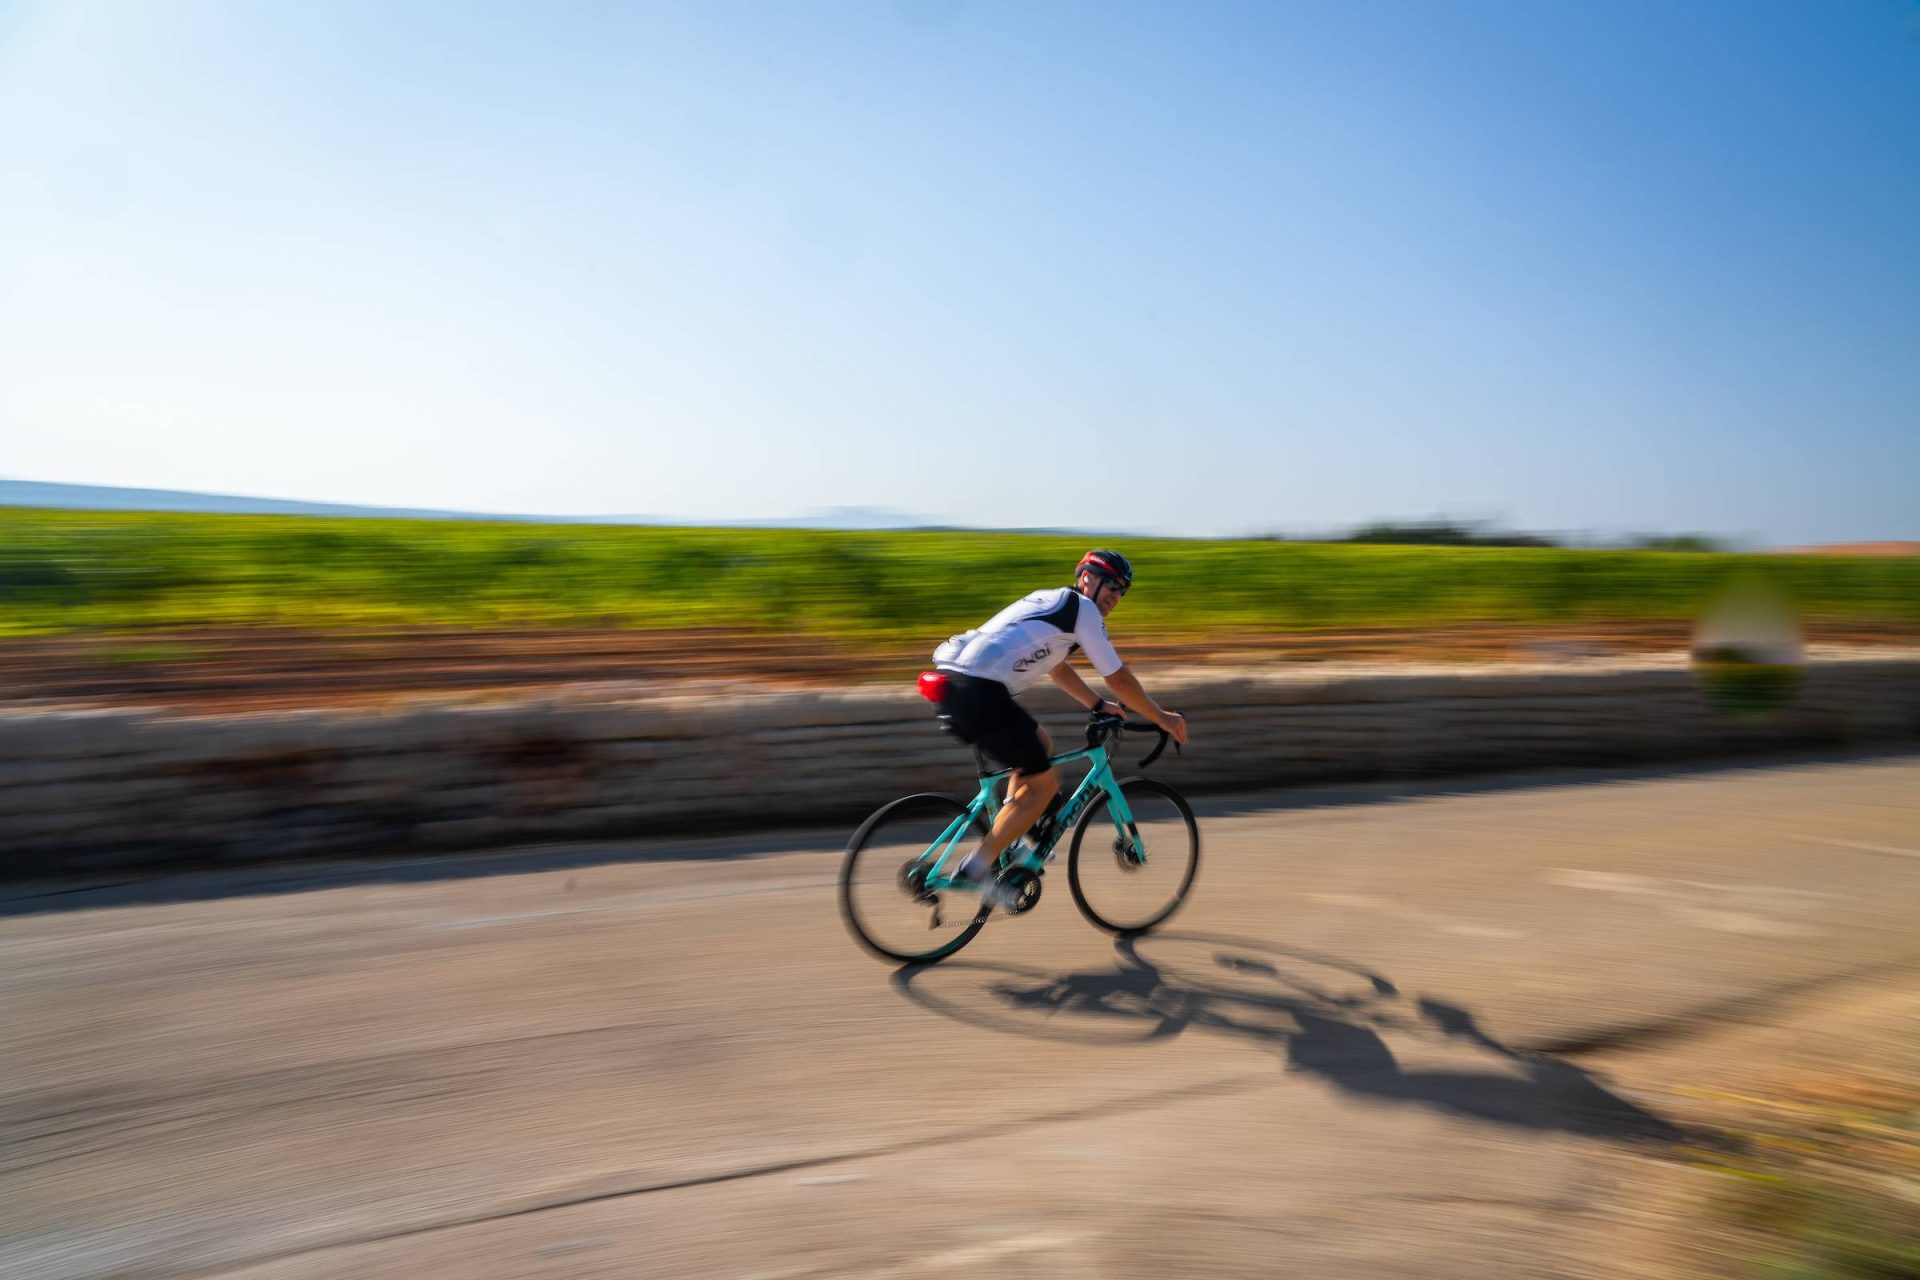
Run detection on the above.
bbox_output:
[839,709,1200,964]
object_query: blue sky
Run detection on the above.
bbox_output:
[2,0,1915,543]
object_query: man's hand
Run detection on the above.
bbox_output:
[1156,709,1189,748]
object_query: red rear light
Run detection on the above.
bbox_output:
[916,671,949,703]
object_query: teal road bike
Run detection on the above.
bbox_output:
[840,712,1200,964]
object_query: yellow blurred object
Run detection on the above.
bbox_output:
[1691,574,1806,718]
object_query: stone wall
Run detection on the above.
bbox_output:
[3,650,1916,880]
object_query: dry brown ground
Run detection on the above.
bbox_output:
[5,619,1915,712]
[1567,964,1920,1280]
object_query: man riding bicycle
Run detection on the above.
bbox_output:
[928,549,1189,906]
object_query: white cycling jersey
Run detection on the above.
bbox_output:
[934,587,1123,693]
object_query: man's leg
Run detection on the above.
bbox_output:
[962,726,1057,877]
[978,766,1060,864]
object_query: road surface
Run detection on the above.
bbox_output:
[4,750,1918,1279]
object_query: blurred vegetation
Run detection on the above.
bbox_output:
[1628,533,1728,553]
[1,507,1915,640]
[1334,519,1563,548]
[1693,1077,1920,1279]
[1308,519,1726,552]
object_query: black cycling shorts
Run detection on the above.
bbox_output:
[936,672,1054,776]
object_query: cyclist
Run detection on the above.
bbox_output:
[929,549,1188,906]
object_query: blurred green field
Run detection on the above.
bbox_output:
[2,508,1915,641]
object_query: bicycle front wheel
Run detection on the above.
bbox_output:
[1067,777,1199,935]
[840,793,991,964]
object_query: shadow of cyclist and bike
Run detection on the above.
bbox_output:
[892,930,1684,1144]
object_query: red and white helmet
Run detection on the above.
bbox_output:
[1075,549,1134,591]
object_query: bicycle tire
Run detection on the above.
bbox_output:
[1067,776,1200,935]
[839,793,992,964]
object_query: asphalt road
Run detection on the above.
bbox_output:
[4,751,1918,1280]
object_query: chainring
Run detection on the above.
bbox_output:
[998,867,1043,915]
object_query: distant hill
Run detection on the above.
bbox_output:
[696,505,950,532]
[0,478,517,522]
[0,478,944,531]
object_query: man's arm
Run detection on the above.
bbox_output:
[1099,665,1189,747]
[1048,663,1119,715]
[1069,598,1188,746]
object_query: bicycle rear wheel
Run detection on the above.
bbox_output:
[840,793,991,964]
[1067,777,1199,935]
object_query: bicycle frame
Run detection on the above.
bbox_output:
[916,741,1142,892]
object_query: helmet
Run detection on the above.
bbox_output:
[1075,549,1134,591]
